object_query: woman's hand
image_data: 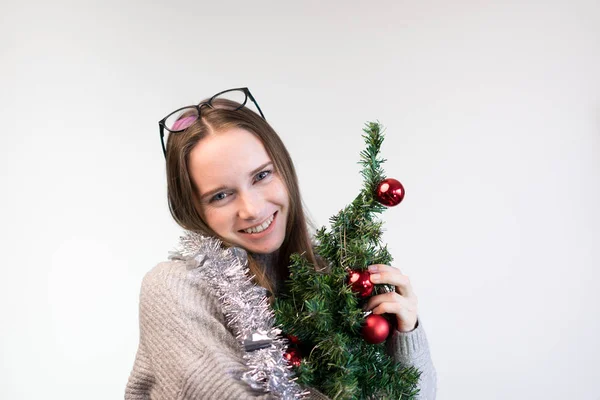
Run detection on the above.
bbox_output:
[364,264,419,332]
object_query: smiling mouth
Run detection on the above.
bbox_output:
[239,212,276,234]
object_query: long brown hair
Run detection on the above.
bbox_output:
[165,98,320,293]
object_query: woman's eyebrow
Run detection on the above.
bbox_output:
[200,162,274,201]
[250,161,273,176]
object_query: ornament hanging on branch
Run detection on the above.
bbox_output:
[287,334,301,345]
[375,178,405,207]
[347,269,374,298]
[361,314,391,344]
[284,347,302,367]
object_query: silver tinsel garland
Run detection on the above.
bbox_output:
[168,230,308,399]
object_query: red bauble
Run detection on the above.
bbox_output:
[362,314,391,344]
[287,334,301,345]
[375,178,405,207]
[284,347,302,367]
[348,269,374,298]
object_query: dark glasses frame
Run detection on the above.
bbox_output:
[158,87,266,158]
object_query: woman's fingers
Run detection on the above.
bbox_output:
[364,291,419,332]
[364,291,405,311]
[368,264,415,298]
[364,264,419,332]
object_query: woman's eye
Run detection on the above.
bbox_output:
[255,170,272,182]
[210,192,228,202]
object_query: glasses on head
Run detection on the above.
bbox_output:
[158,87,266,158]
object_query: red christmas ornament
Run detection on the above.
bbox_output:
[375,178,405,207]
[361,314,391,344]
[287,334,301,345]
[284,347,302,367]
[348,269,374,298]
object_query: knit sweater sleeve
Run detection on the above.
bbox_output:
[385,318,438,399]
[125,260,277,400]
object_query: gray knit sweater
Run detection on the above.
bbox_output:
[125,253,437,399]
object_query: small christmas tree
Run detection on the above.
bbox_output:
[273,121,421,399]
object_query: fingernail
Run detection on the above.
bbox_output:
[370,273,380,283]
[368,265,378,272]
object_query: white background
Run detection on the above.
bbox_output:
[1,0,599,399]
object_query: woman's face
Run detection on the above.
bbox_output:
[189,127,290,254]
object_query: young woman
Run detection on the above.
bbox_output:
[125,88,437,399]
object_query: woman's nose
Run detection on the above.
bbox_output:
[237,191,263,220]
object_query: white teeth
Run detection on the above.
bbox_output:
[243,214,274,234]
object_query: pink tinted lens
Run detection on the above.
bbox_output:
[170,116,197,131]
